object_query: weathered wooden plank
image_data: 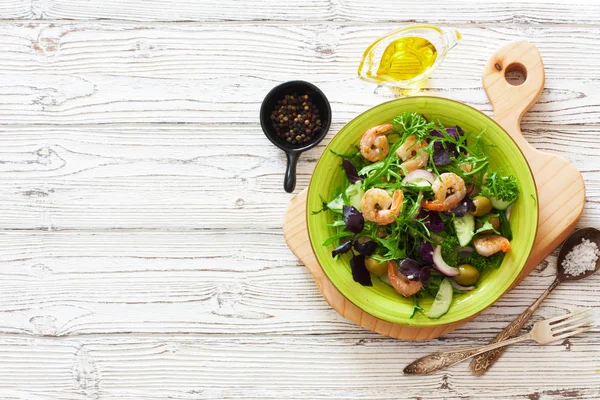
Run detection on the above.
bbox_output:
[0,22,597,81]
[0,231,597,337]
[0,124,596,230]
[0,23,596,127]
[0,334,598,400]
[5,0,600,24]
[0,1,30,19]
[0,6,596,399]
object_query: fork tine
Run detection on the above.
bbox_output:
[547,308,592,324]
[551,312,593,329]
[552,326,593,341]
[552,319,594,336]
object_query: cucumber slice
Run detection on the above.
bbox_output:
[345,181,364,211]
[427,278,453,319]
[326,194,344,213]
[453,212,475,247]
[490,196,514,210]
[403,179,433,191]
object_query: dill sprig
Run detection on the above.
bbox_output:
[480,170,519,202]
[392,112,437,141]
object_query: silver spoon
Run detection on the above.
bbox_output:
[469,227,600,376]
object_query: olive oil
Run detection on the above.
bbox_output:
[375,37,437,82]
[357,26,461,92]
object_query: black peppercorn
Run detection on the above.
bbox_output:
[270,91,323,144]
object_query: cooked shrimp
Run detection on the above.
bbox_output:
[396,135,429,173]
[360,123,392,162]
[459,163,473,173]
[360,188,404,225]
[387,261,423,297]
[473,235,511,256]
[422,172,467,212]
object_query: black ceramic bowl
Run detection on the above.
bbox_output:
[260,80,332,193]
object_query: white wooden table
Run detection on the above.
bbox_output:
[0,1,599,399]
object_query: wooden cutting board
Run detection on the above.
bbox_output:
[283,41,585,340]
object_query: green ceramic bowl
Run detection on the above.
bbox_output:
[307,96,538,326]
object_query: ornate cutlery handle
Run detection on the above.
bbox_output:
[404,334,532,375]
[469,277,560,376]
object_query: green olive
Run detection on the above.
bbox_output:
[365,258,388,277]
[472,196,493,217]
[475,216,500,234]
[489,216,500,230]
[455,264,480,286]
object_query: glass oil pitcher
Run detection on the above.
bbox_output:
[358,25,461,94]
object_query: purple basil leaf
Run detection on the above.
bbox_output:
[449,126,464,137]
[420,241,434,264]
[419,266,431,284]
[342,159,363,184]
[431,128,463,158]
[450,196,474,217]
[331,240,353,258]
[446,126,467,155]
[397,258,423,281]
[350,254,372,286]
[343,205,364,234]
[353,239,377,256]
[416,208,444,232]
[445,126,462,139]
[426,211,445,232]
[432,142,453,166]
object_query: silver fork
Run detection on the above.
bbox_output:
[404,309,594,375]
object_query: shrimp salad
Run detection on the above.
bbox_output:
[316,112,519,319]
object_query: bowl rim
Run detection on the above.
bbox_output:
[306,95,539,327]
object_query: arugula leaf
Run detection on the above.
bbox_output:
[410,295,425,319]
[499,209,512,240]
[326,220,346,228]
[311,195,330,215]
[330,149,360,159]
[322,231,354,247]
[363,140,405,186]
[419,273,444,298]
[474,221,501,236]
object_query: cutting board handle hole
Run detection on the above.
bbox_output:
[505,63,527,86]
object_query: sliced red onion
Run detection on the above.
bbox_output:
[457,246,474,258]
[411,191,423,218]
[467,184,476,195]
[432,245,459,276]
[449,279,475,291]
[403,169,435,185]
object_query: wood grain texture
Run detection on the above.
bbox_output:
[0,1,597,399]
[0,23,597,126]
[0,334,598,399]
[2,1,599,23]
[483,40,584,282]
